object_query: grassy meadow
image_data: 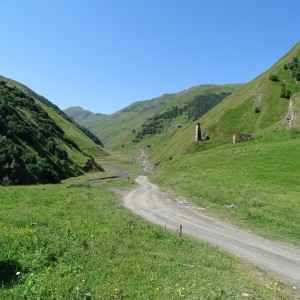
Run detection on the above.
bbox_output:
[153,132,300,245]
[0,160,298,299]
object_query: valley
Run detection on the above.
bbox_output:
[66,84,240,149]
[2,39,300,299]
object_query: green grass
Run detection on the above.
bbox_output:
[41,102,105,164]
[66,84,240,149]
[201,43,300,138]
[153,134,300,244]
[0,171,297,299]
[97,150,142,178]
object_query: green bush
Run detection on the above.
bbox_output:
[280,84,292,99]
[284,56,300,82]
[269,74,280,82]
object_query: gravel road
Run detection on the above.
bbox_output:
[122,175,300,289]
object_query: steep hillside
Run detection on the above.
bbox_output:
[201,42,300,138]
[0,76,105,185]
[66,84,240,148]
[149,42,300,161]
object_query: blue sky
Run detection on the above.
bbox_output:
[1,1,299,114]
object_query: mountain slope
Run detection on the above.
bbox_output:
[201,42,300,138]
[66,84,241,148]
[148,42,300,246]
[0,76,105,185]
[149,42,300,161]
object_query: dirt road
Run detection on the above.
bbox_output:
[122,176,300,289]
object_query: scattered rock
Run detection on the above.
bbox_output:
[225,204,237,209]
[232,132,253,144]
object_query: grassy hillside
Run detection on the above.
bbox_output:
[0,169,297,299]
[66,84,240,148]
[0,76,105,185]
[143,42,300,162]
[132,91,230,143]
[200,42,300,139]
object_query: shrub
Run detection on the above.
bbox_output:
[269,74,279,82]
[280,84,292,99]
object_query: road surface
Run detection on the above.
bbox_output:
[122,176,300,289]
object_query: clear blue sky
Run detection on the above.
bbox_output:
[1,1,299,114]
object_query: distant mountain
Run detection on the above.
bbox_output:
[64,106,94,121]
[65,84,241,148]
[65,106,107,123]
[0,76,105,185]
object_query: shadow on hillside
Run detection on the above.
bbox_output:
[0,260,22,288]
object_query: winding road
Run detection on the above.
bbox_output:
[122,176,300,289]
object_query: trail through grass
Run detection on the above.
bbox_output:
[0,165,298,298]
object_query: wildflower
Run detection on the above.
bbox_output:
[16,272,21,276]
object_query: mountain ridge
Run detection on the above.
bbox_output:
[65,84,241,148]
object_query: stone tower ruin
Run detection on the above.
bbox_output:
[195,123,202,142]
[195,122,209,142]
